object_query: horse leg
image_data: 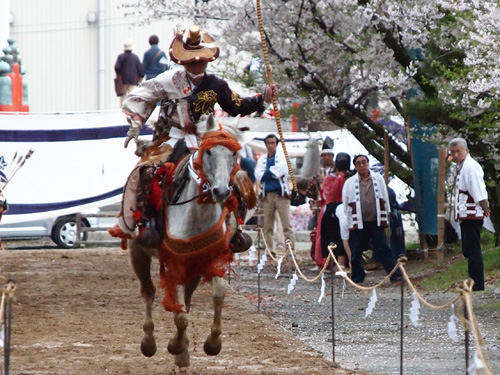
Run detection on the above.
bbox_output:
[129,242,157,357]
[167,276,201,367]
[204,275,226,356]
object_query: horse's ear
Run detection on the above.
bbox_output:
[207,113,217,131]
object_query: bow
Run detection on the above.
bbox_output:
[255,0,298,194]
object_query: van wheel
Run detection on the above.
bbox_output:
[51,217,88,249]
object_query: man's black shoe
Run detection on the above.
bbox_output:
[390,276,403,286]
[472,284,485,292]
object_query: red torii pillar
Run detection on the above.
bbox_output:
[8,63,28,112]
[0,62,29,112]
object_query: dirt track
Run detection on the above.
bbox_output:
[1,247,363,375]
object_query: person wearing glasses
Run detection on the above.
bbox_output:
[342,154,401,285]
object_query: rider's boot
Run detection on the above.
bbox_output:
[135,165,163,248]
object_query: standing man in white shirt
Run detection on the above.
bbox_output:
[449,137,490,291]
[255,134,295,253]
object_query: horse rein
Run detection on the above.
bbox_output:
[166,188,208,206]
[165,153,210,206]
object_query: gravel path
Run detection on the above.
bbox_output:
[229,250,500,375]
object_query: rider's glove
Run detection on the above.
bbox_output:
[124,118,142,148]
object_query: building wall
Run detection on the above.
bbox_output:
[9,0,179,112]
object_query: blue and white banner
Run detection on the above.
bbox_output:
[0,110,152,224]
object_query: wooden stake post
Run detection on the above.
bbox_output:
[436,147,447,261]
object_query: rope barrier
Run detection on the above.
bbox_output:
[0,280,16,327]
[460,280,493,375]
[1,279,16,375]
[256,228,334,282]
[245,235,494,374]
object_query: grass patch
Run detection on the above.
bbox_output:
[409,229,500,291]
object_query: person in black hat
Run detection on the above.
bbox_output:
[311,136,336,268]
[320,136,335,177]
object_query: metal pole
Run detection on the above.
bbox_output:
[227,261,231,285]
[4,280,14,375]
[257,228,261,312]
[288,246,291,280]
[5,294,12,375]
[331,259,335,363]
[75,213,82,248]
[400,278,404,375]
[464,306,469,373]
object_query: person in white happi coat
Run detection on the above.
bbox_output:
[255,134,295,253]
[342,154,401,284]
[449,137,490,291]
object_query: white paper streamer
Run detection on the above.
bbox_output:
[448,304,459,342]
[275,257,283,279]
[335,270,347,298]
[365,289,378,317]
[248,245,256,265]
[467,350,484,375]
[287,273,298,294]
[409,293,421,327]
[318,273,326,303]
[257,252,267,274]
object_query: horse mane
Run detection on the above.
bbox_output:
[197,115,245,143]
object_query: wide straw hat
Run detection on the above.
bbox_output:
[169,25,219,65]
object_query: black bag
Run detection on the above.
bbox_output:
[114,74,125,97]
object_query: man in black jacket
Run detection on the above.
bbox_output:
[114,40,144,106]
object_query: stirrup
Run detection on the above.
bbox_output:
[229,230,252,254]
[136,227,162,248]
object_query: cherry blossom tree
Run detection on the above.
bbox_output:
[123,0,500,239]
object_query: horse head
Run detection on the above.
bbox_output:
[194,114,245,204]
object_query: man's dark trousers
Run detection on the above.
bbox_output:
[460,219,484,290]
[349,221,400,284]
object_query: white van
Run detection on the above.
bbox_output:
[0,210,100,249]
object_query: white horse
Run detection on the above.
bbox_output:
[128,113,256,367]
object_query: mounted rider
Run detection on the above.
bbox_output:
[110,25,277,250]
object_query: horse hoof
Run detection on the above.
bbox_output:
[174,350,190,367]
[140,336,157,357]
[203,336,222,356]
[167,336,188,356]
